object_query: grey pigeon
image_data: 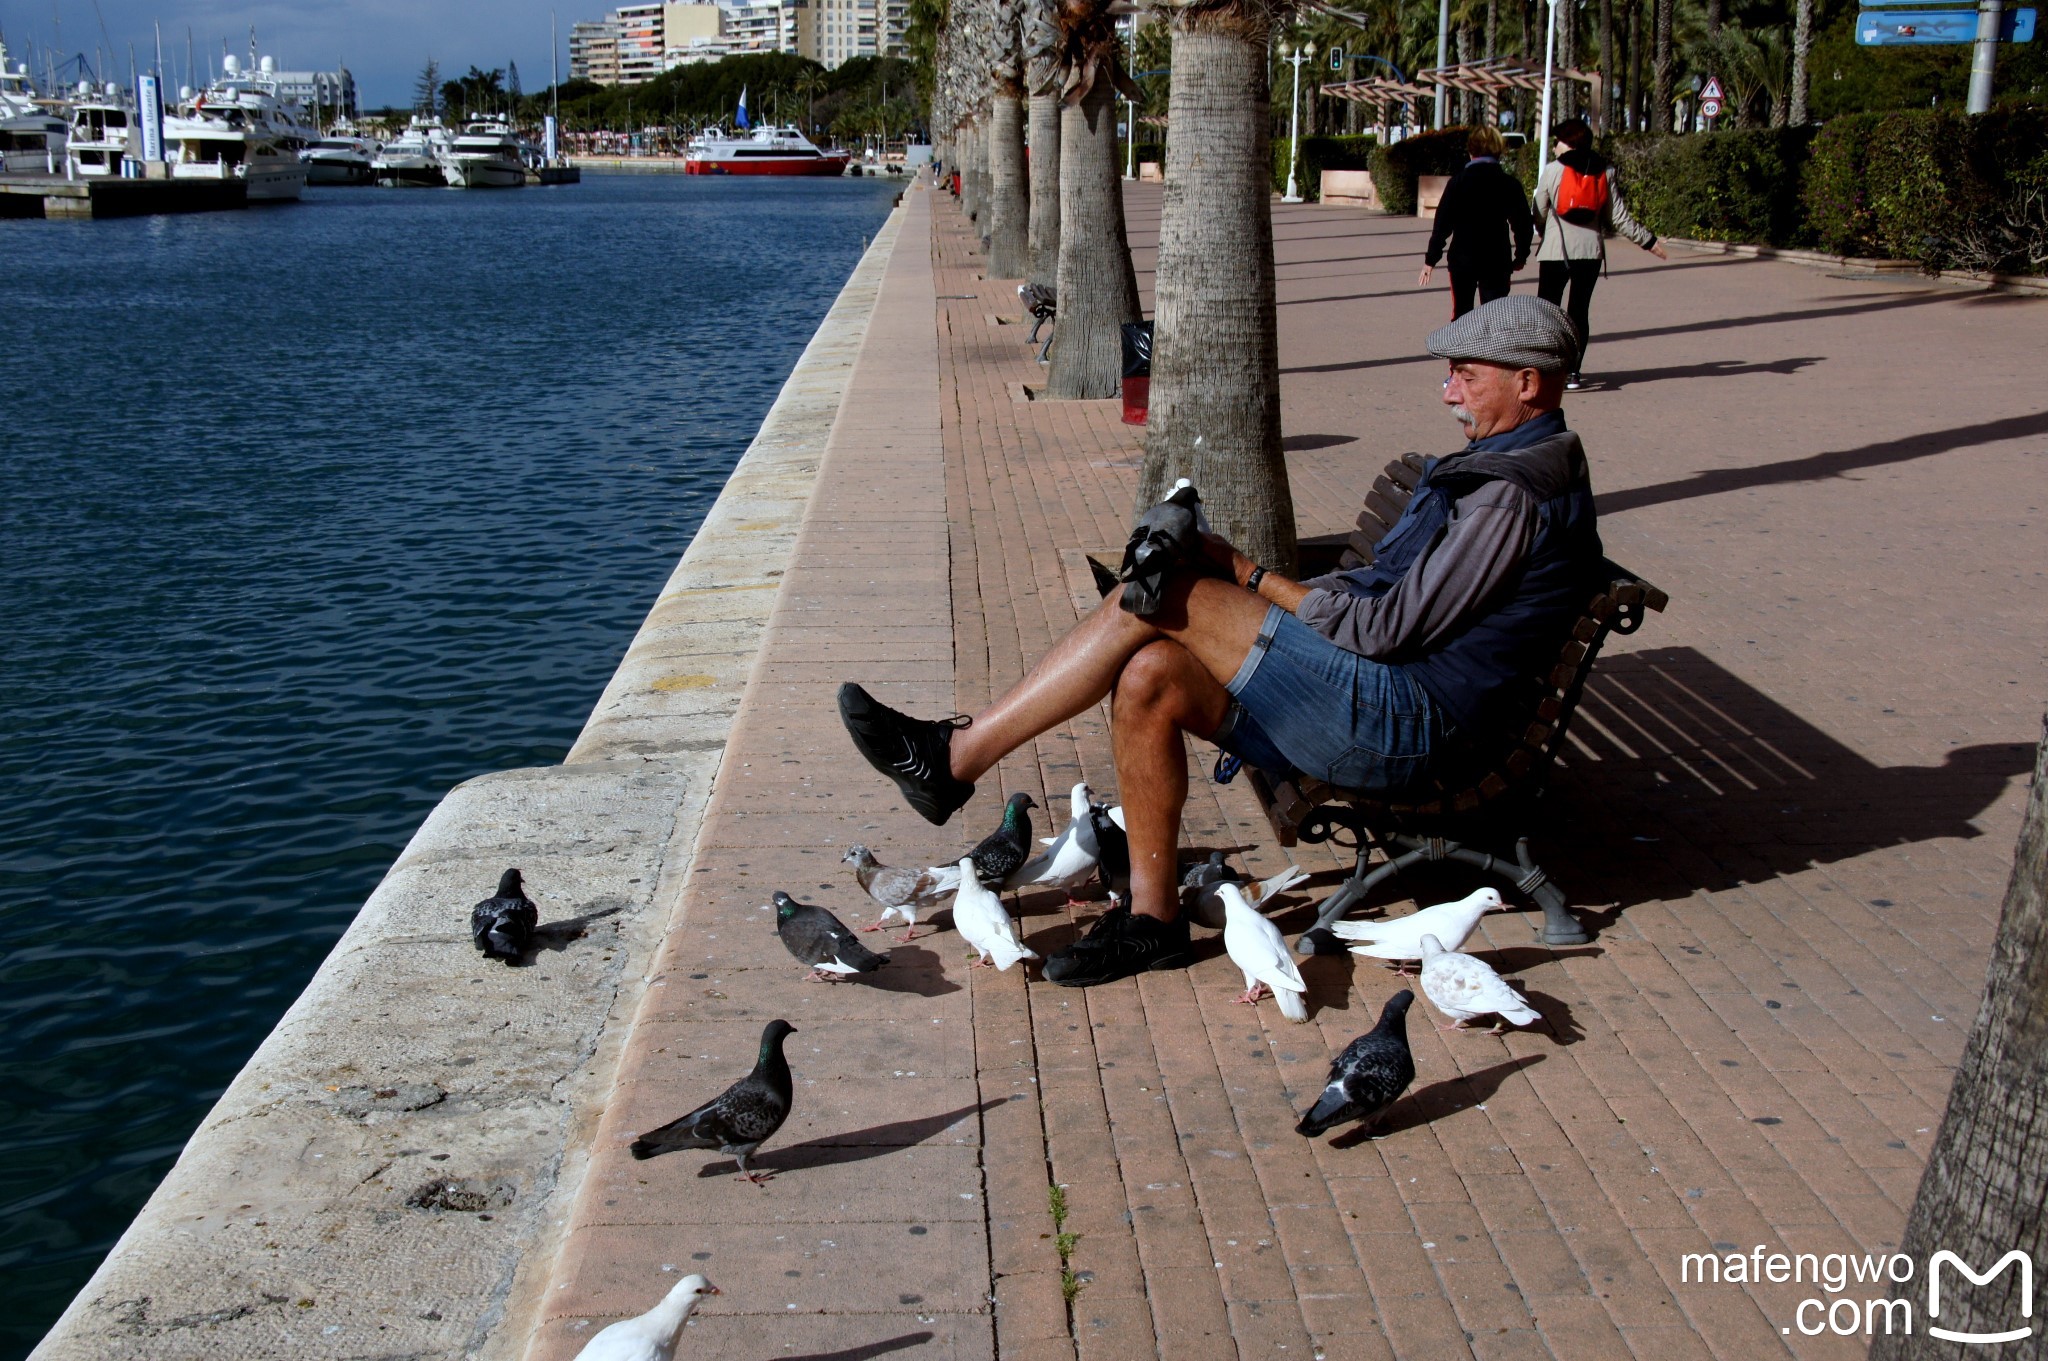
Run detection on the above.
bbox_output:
[1296,991,1417,1138]
[773,891,887,981]
[967,792,1037,886]
[843,845,959,941]
[1183,853,1310,930]
[1011,782,1100,901]
[1118,481,1207,617]
[630,1019,795,1182]
[470,868,538,963]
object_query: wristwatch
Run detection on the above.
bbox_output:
[1244,565,1268,593]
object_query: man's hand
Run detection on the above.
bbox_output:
[1647,240,1669,260]
[1417,263,1435,287]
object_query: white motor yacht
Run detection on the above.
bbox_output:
[163,54,311,201]
[0,42,67,174]
[373,116,451,186]
[303,128,377,184]
[65,83,134,177]
[440,116,526,188]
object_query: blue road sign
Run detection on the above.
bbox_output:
[1856,6,2036,44]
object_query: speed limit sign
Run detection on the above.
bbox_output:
[1701,96,1723,117]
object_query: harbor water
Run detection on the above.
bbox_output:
[0,171,901,1359]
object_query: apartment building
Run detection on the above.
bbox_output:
[573,0,820,84]
[613,2,666,82]
[724,1,785,54]
[569,18,620,83]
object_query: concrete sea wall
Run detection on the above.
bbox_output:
[29,197,908,1361]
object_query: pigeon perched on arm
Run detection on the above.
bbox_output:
[773,891,888,981]
[631,1019,795,1182]
[968,792,1037,887]
[1219,884,1309,1021]
[470,868,538,963]
[952,858,1039,971]
[1012,783,1101,902]
[1296,991,1416,1138]
[842,845,959,941]
[1417,933,1541,1032]
[1117,481,1208,617]
[571,1274,720,1361]
[1328,887,1506,971]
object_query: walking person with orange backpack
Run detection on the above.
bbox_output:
[1531,117,1668,390]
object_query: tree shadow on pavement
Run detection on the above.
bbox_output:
[1598,408,2048,514]
[696,1099,1005,1177]
[1330,1053,1547,1145]
[1583,355,1823,391]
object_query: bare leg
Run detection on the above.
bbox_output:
[1111,639,1234,922]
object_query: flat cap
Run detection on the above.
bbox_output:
[1426,295,1580,372]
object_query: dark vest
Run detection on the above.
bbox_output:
[1340,431,1603,745]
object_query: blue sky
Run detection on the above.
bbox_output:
[0,1,569,109]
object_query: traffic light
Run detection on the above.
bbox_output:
[1329,48,1345,69]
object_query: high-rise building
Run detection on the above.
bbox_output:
[725,1,786,54]
[573,0,800,85]
[792,0,878,69]
[569,18,621,83]
[613,2,667,83]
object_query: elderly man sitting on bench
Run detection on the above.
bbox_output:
[838,295,1605,988]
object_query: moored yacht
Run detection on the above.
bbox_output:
[0,42,67,174]
[684,124,849,177]
[163,54,311,201]
[303,128,377,184]
[440,115,526,188]
[65,83,134,177]
[372,116,451,186]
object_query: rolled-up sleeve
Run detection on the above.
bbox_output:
[1294,482,1539,658]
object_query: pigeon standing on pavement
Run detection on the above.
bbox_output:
[1183,853,1310,930]
[1327,887,1507,969]
[967,791,1037,887]
[1417,934,1542,1032]
[1296,991,1417,1139]
[1219,884,1309,1022]
[842,845,960,941]
[1087,800,1130,904]
[471,868,538,963]
[952,858,1040,971]
[1012,782,1103,901]
[772,891,889,981]
[570,1274,720,1361]
[631,1019,796,1182]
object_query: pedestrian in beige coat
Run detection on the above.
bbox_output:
[1531,117,1669,389]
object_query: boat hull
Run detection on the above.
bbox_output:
[306,159,374,185]
[684,154,849,177]
[442,157,525,188]
[171,158,306,201]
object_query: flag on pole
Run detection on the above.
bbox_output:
[736,84,750,130]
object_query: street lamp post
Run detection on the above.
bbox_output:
[1536,0,1559,181]
[1282,40,1314,204]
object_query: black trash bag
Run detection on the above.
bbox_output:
[1117,481,1205,617]
[1120,321,1154,379]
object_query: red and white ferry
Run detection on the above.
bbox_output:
[683,124,851,177]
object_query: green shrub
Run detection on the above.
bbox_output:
[1803,112,1886,255]
[1607,127,1818,246]
[1369,126,1474,215]
[1272,133,1378,201]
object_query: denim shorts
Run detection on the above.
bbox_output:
[1212,605,1441,791]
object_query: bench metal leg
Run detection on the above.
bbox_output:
[1293,830,1587,953]
[1026,317,1045,344]
[1036,329,1054,364]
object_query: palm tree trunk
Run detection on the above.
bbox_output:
[987,85,1030,277]
[959,119,982,220]
[1138,10,1295,575]
[1046,77,1141,398]
[1628,0,1644,130]
[1598,0,1614,131]
[1870,716,2048,1361]
[1790,0,1814,124]
[1027,92,1063,290]
[1653,0,1673,133]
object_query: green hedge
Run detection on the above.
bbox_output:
[1369,127,1473,216]
[1272,134,1378,201]
[1607,127,1819,247]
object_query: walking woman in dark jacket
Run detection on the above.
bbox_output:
[1418,125,1533,318]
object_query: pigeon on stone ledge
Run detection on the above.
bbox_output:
[843,845,960,941]
[1296,992,1416,1139]
[1417,933,1541,1032]
[630,1019,795,1182]
[773,891,888,981]
[470,868,538,963]
[571,1273,720,1361]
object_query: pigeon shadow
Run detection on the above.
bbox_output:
[1300,952,1357,1016]
[858,943,962,997]
[1516,990,1585,1046]
[1329,1054,1547,1146]
[516,905,627,964]
[775,1333,936,1361]
[696,1099,1005,1177]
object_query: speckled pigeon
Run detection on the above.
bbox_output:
[967,791,1037,886]
[1296,991,1417,1139]
[470,868,538,963]
[629,1019,795,1182]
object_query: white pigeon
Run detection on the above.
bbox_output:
[572,1273,720,1361]
[952,857,1040,971]
[1328,887,1506,970]
[1014,782,1102,901]
[1219,883,1309,1022]
[1417,934,1542,1033]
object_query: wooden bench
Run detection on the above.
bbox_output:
[1247,453,1669,952]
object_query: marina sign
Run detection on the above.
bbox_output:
[1856,6,2036,43]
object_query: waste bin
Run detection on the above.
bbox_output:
[1120,321,1153,427]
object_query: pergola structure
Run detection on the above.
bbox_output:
[1324,59,1604,129]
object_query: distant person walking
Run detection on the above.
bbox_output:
[1531,117,1668,390]
[1418,126,1533,319]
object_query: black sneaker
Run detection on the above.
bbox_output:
[1564,372,1586,391]
[837,682,976,826]
[1043,905,1193,987]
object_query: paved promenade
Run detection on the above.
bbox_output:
[527,183,2045,1360]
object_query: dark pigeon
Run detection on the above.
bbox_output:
[1296,991,1417,1139]
[630,1019,796,1182]
[470,868,538,963]
[1117,481,1206,617]
[773,891,888,981]
[1181,850,1243,929]
[1088,801,1130,904]
[968,792,1037,886]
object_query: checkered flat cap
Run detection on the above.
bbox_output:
[1426,295,1580,372]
